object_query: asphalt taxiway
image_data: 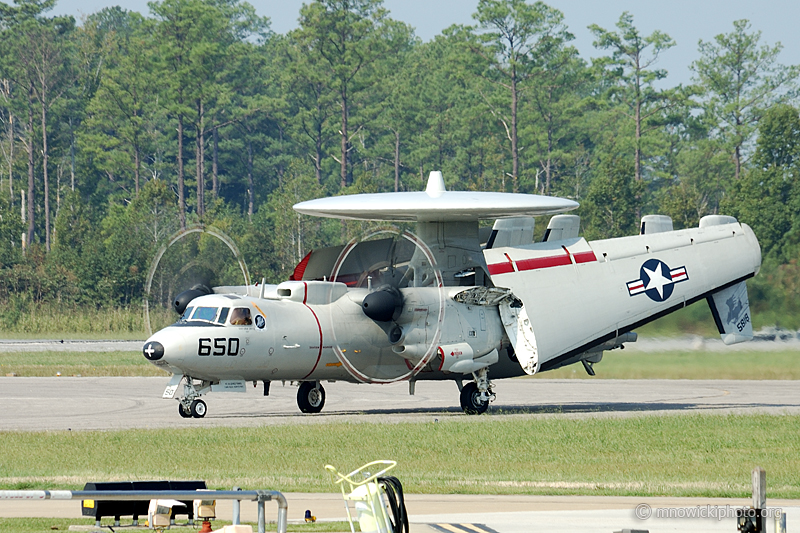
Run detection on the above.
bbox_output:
[1,376,799,431]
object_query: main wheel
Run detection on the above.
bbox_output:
[297,382,325,413]
[178,402,192,418]
[460,382,488,415]
[190,399,207,418]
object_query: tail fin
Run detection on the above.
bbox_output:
[707,281,753,345]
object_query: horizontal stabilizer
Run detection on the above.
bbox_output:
[707,281,753,345]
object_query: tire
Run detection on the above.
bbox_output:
[190,399,207,418]
[460,382,488,415]
[178,402,192,418]
[297,382,325,413]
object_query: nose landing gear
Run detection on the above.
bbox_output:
[176,376,211,418]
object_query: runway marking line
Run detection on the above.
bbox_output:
[429,524,500,533]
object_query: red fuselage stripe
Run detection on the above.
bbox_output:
[487,262,515,275]
[301,281,324,380]
[515,254,572,271]
[573,251,598,264]
[488,249,597,275]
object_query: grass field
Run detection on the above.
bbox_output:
[0,304,151,339]
[536,349,800,379]
[0,351,168,377]
[0,415,797,499]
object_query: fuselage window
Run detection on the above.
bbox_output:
[217,307,230,325]
[181,307,194,321]
[230,307,252,326]
[191,307,219,322]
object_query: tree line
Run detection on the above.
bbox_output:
[1,0,799,324]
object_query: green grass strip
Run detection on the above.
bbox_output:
[0,351,167,377]
[535,349,800,380]
[1,415,798,498]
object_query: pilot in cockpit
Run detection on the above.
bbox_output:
[229,307,252,326]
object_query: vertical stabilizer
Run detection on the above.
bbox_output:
[543,214,580,242]
[486,217,535,249]
[707,281,753,345]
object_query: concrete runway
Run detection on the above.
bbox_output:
[1,376,799,431]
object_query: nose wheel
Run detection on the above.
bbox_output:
[191,399,207,418]
[178,399,207,418]
[176,377,211,418]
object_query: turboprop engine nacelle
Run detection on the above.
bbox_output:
[437,343,500,374]
[383,287,505,372]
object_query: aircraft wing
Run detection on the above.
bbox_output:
[484,221,761,374]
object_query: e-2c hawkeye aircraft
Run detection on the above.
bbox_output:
[143,171,761,418]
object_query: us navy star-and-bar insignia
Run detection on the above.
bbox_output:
[627,258,689,302]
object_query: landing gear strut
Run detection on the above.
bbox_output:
[297,381,326,413]
[177,376,211,418]
[460,368,494,415]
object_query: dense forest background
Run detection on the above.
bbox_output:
[2,0,800,330]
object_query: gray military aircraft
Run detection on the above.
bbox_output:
[143,171,761,418]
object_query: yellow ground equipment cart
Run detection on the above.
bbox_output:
[325,460,408,533]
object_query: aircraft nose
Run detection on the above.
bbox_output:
[143,341,165,361]
[142,330,187,368]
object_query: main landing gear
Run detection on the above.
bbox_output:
[297,381,326,413]
[177,376,211,419]
[459,368,495,415]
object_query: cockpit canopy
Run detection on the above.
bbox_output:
[179,295,253,326]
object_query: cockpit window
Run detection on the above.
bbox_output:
[181,306,194,321]
[230,307,252,326]
[217,307,230,325]
[191,307,219,322]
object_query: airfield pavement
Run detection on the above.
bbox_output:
[1,492,799,532]
[2,339,799,532]
[1,376,799,430]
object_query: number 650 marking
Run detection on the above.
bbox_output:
[198,338,240,356]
